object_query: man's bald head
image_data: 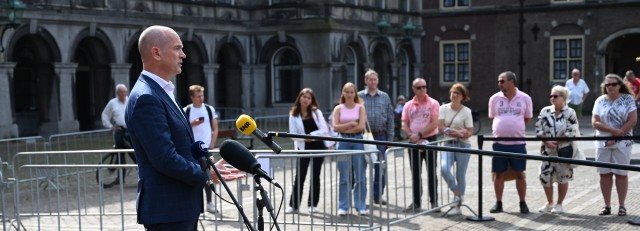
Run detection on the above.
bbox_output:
[138,25,175,61]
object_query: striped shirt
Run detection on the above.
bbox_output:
[358,88,395,141]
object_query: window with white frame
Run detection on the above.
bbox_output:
[272,47,301,103]
[344,47,358,87]
[550,36,583,81]
[440,40,470,83]
[398,48,410,97]
[441,0,469,9]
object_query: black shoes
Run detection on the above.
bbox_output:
[520,201,530,214]
[403,203,421,213]
[489,201,530,214]
[374,198,387,205]
[490,201,503,213]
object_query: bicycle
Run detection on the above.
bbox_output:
[472,110,482,135]
[96,130,137,188]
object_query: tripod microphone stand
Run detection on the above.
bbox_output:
[208,162,256,231]
[254,175,281,231]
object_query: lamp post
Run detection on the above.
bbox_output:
[517,0,526,91]
[403,18,416,37]
[0,0,26,54]
[376,15,390,35]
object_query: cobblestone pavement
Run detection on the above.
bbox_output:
[12,115,640,230]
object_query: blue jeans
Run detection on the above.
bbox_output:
[337,134,367,211]
[372,134,387,200]
[440,141,471,196]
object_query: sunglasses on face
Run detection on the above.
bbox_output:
[414,85,427,90]
[549,95,560,99]
[497,80,508,84]
[605,82,620,87]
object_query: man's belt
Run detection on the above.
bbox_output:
[370,130,387,136]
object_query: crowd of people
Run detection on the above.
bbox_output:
[111,25,637,229]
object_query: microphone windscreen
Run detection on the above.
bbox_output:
[190,141,208,159]
[219,139,257,174]
[236,114,257,135]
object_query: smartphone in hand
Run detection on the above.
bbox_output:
[198,116,205,121]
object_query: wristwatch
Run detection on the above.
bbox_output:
[444,127,452,134]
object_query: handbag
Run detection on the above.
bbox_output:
[552,117,573,159]
[363,121,378,164]
[557,145,573,159]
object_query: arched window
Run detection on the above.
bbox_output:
[271,47,301,103]
[398,48,410,97]
[345,47,358,87]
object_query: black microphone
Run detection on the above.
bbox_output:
[235,114,282,154]
[191,141,212,185]
[219,139,281,188]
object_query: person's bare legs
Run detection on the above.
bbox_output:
[515,171,527,201]
[494,172,504,201]
[543,184,554,205]
[615,174,628,207]
[600,173,613,207]
[557,183,568,205]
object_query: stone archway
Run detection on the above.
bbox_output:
[73,36,113,131]
[11,34,59,136]
[176,41,206,107]
[371,39,393,93]
[216,43,243,109]
[596,28,640,89]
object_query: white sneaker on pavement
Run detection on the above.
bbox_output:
[448,206,461,216]
[308,206,317,213]
[337,209,347,216]
[552,204,564,214]
[285,207,298,214]
[539,203,553,213]
[206,202,219,214]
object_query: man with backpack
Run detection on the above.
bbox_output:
[184,85,219,214]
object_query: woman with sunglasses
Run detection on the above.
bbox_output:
[535,85,579,214]
[592,74,637,216]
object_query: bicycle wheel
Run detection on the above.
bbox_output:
[96,153,127,188]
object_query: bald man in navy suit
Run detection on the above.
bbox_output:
[125,25,250,231]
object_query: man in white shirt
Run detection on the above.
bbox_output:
[565,68,590,117]
[101,84,130,149]
[183,84,219,214]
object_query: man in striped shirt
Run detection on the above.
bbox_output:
[358,69,395,205]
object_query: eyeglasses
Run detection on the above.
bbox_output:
[549,95,560,99]
[605,82,620,87]
[414,85,427,90]
[497,80,507,84]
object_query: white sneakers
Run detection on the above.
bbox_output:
[285,207,298,214]
[539,203,564,214]
[337,209,347,216]
[539,204,553,213]
[552,204,564,214]
[206,202,219,214]
[308,207,318,213]
[359,209,368,216]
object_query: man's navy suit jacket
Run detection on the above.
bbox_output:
[125,74,207,225]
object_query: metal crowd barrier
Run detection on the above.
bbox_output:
[47,129,112,152]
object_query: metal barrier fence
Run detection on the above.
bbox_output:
[0,141,462,230]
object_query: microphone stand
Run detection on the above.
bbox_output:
[254,175,281,231]
[209,163,256,231]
